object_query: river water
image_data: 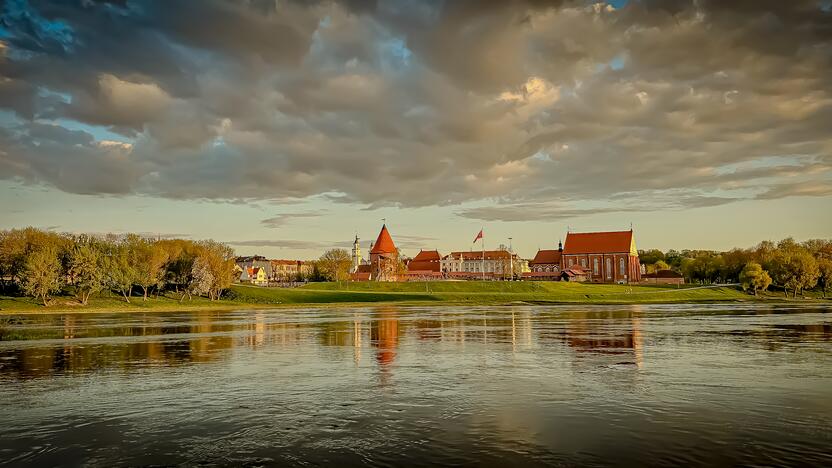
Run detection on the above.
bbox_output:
[0,304,830,467]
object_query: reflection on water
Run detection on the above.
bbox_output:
[1,304,831,466]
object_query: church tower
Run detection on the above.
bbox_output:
[351,234,361,273]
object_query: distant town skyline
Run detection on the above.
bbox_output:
[1,1,830,258]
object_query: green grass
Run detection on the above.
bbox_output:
[292,281,755,304]
[2,281,817,315]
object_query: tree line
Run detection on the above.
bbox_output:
[0,228,236,305]
[638,238,832,298]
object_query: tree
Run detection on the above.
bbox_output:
[130,237,169,300]
[739,262,772,296]
[803,239,832,260]
[194,240,235,300]
[816,258,832,299]
[67,243,104,305]
[721,248,751,283]
[639,249,666,266]
[0,227,66,290]
[318,249,352,282]
[186,256,213,300]
[646,260,670,274]
[104,244,138,303]
[22,248,63,306]
[308,262,326,282]
[770,244,819,298]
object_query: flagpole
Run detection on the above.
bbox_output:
[481,227,485,281]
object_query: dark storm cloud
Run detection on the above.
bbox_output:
[1,0,831,220]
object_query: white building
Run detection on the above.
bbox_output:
[440,249,528,278]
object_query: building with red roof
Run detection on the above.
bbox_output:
[407,249,442,273]
[369,224,399,281]
[561,230,640,283]
[527,241,563,280]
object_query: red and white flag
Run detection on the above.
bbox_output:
[473,229,483,243]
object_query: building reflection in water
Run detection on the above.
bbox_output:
[6,306,829,382]
[353,313,362,367]
[370,308,400,387]
[564,309,645,369]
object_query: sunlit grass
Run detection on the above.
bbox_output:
[1,281,811,315]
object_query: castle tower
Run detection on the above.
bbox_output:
[369,224,398,281]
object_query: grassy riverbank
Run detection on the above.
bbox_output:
[0,281,783,314]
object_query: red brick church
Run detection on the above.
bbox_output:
[528,230,641,283]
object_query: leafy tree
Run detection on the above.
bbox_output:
[104,244,138,303]
[22,248,63,306]
[816,258,832,299]
[664,249,684,269]
[646,260,670,274]
[721,248,751,282]
[803,239,832,260]
[318,249,352,282]
[739,262,772,296]
[186,256,213,300]
[639,249,666,266]
[129,236,169,300]
[194,240,235,300]
[682,253,724,284]
[67,243,104,305]
[0,227,66,289]
[770,244,819,298]
[308,262,326,282]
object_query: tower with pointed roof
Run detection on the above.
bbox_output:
[369,224,399,281]
[351,234,362,273]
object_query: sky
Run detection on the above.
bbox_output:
[1,0,831,260]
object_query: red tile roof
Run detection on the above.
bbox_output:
[562,230,635,255]
[408,249,442,272]
[411,250,441,262]
[370,224,397,254]
[529,249,562,265]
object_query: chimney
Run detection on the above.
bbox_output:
[558,240,563,252]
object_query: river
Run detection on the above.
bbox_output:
[1,304,830,467]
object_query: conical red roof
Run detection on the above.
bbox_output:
[370,224,397,254]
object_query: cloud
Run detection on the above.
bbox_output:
[226,239,349,250]
[755,182,832,200]
[260,210,327,228]
[0,0,830,215]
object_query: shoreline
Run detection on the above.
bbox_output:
[2,282,826,316]
[1,295,824,316]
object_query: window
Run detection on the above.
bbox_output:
[619,258,625,276]
[606,258,612,278]
[593,258,599,274]
[581,258,587,268]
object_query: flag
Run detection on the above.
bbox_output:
[473,229,483,243]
